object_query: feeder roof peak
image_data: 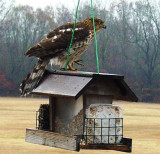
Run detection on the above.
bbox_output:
[31,69,138,102]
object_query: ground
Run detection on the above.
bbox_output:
[0,97,160,154]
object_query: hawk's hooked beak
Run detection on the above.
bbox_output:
[103,24,106,29]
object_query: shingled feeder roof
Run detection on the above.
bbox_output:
[31,70,138,102]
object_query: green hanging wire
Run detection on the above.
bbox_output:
[90,0,100,73]
[65,0,81,70]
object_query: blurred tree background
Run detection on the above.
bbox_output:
[0,0,159,102]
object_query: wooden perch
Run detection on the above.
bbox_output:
[80,138,132,152]
[25,128,80,151]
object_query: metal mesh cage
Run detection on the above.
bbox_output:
[83,118,123,145]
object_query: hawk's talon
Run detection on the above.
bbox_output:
[74,59,84,66]
[68,64,77,71]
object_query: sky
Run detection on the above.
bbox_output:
[14,0,160,14]
[14,0,160,9]
[14,0,137,10]
[15,0,89,9]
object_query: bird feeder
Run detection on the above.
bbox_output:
[25,70,138,152]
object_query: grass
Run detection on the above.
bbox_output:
[0,97,160,154]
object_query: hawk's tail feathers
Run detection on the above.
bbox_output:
[20,59,50,96]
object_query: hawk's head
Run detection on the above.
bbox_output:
[83,17,106,32]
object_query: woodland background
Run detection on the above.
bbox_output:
[0,0,160,102]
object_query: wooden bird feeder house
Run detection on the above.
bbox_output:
[25,70,138,152]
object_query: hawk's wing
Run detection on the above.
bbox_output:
[25,23,90,58]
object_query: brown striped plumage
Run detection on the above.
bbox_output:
[20,17,106,96]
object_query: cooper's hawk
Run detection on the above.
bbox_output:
[20,17,106,96]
